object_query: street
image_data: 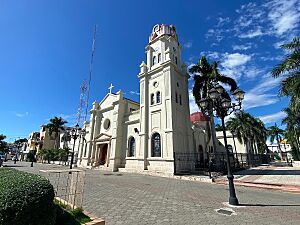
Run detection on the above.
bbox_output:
[5,161,300,225]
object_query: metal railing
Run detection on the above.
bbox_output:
[174,152,289,176]
[39,169,85,209]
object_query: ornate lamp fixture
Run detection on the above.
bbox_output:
[199,82,245,206]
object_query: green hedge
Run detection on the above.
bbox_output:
[0,168,56,225]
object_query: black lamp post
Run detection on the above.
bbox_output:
[197,83,245,206]
[68,124,86,170]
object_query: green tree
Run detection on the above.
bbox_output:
[46,116,68,149]
[189,56,238,153]
[226,111,267,155]
[27,150,36,167]
[0,134,8,153]
[272,37,300,111]
[282,107,300,159]
[268,124,285,158]
[58,148,70,164]
[215,124,223,131]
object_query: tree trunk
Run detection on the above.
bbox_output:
[294,128,300,159]
[276,133,283,159]
[232,133,237,154]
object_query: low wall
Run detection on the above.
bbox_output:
[292,161,300,167]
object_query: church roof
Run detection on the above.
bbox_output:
[124,97,140,105]
[190,112,210,123]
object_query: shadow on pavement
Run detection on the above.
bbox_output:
[240,203,300,207]
[235,170,300,176]
[2,165,25,168]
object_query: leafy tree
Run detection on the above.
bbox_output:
[272,37,300,111]
[226,111,267,155]
[14,138,28,144]
[27,150,36,167]
[58,148,70,164]
[46,116,68,149]
[282,107,300,158]
[0,134,8,153]
[268,124,285,158]
[189,56,238,153]
[215,124,223,131]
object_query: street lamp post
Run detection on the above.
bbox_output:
[68,124,86,170]
[197,83,245,206]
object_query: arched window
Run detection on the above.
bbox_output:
[175,92,178,103]
[179,95,182,105]
[156,91,161,103]
[152,56,156,65]
[158,53,161,63]
[151,133,161,157]
[128,137,135,157]
[175,56,178,64]
[151,93,154,105]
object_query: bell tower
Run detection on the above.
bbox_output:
[138,24,193,173]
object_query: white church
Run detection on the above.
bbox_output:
[77,24,217,175]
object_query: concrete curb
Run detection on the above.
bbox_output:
[215,180,300,193]
[55,197,105,225]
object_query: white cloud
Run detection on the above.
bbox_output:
[265,0,300,36]
[220,53,251,80]
[259,111,287,124]
[15,112,29,117]
[239,27,264,39]
[242,75,283,109]
[243,93,278,110]
[221,53,251,68]
[183,41,193,48]
[129,91,140,95]
[188,89,200,113]
[216,17,230,27]
[244,67,265,79]
[260,55,282,61]
[232,44,252,50]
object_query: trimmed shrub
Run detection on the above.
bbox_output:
[0,168,56,225]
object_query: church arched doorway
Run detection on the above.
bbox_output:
[99,144,108,165]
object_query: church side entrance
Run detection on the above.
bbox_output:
[98,144,108,166]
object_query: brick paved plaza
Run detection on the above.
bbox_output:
[7,161,300,225]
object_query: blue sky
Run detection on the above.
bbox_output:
[0,0,299,142]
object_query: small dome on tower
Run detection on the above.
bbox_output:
[149,24,178,43]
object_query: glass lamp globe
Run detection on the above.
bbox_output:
[215,84,223,93]
[209,88,220,100]
[233,88,245,101]
[221,98,231,108]
[198,98,208,108]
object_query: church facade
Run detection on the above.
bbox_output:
[77,24,216,175]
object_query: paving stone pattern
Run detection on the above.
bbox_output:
[6,162,300,225]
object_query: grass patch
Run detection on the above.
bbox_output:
[54,200,92,225]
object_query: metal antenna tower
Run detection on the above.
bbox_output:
[76,79,87,125]
[84,25,97,122]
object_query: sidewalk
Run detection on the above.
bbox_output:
[215,163,300,193]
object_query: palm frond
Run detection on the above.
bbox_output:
[218,75,238,92]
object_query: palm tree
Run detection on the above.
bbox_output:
[282,107,300,158]
[189,56,238,153]
[272,37,300,111]
[268,124,285,158]
[226,111,267,155]
[46,116,68,149]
